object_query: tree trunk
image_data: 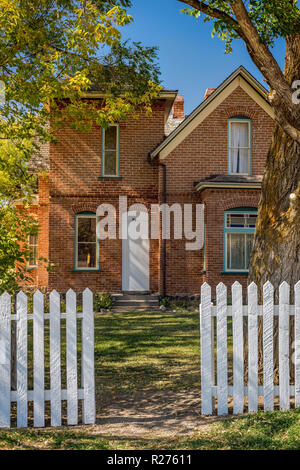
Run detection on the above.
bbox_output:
[248,35,300,382]
[248,126,300,295]
[248,34,300,296]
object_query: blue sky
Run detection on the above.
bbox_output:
[122,0,286,114]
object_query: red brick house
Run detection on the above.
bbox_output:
[26,66,274,296]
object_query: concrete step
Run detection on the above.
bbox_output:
[113,292,160,311]
[117,294,160,301]
[122,291,151,295]
[111,305,160,313]
[118,300,159,306]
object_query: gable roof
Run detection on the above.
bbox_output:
[150,66,274,160]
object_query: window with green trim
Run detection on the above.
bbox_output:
[101,124,119,177]
[75,213,99,270]
[27,234,38,268]
[224,209,257,272]
[228,118,251,175]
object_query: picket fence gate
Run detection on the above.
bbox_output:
[200,281,300,415]
[0,288,95,428]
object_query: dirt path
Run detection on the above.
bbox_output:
[90,389,223,437]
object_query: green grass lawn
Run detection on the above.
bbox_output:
[94,309,201,393]
[1,410,300,450]
[2,309,300,450]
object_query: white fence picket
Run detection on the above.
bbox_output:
[200,283,213,415]
[50,290,62,427]
[16,291,28,427]
[82,288,96,424]
[0,292,11,428]
[66,289,78,425]
[0,288,96,428]
[295,281,300,408]
[232,282,244,414]
[200,281,300,416]
[263,281,274,411]
[33,290,45,427]
[279,282,290,410]
[248,282,258,413]
[216,283,228,415]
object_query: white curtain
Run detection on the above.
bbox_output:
[230,122,249,174]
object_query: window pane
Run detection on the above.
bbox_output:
[77,243,96,268]
[29,246,38,266]
[105,126,117,151]
[230,148,249,173]
[228,233,245,270]
[78,217,96,243]
[227,213,257,228]
[246,233,254,268]
[227,214,246,228]
[29,234,37,246]
[247,215,257,228]
[28,235,38,266]
[104,150,117,176]
[230,122,249,147]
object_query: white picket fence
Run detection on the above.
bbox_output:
[200,281,300,415]
[0,288,95,428]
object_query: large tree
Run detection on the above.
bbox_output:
[179,0,300,294]
[0,0,160,292]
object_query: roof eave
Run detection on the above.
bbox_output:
[195,181,262,192]
[150,65,271,160]
[80,90,178,99]
[80,90,177,124]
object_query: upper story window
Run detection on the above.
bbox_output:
[228,118,251,175]
[75,212,99,271]
[224,208,257,272]
[27,234,38,268]
[101,124,119,177]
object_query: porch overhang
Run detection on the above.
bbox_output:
[195,179,262,193]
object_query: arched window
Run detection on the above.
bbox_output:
[224,207,257,272]
[74,212,99,271]
[228,117,252,175]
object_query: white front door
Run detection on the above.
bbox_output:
[122,210,149,291]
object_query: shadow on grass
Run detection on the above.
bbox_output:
[94,310,201,392]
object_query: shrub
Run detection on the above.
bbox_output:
[94,292,113,311]
[160,297,170,308]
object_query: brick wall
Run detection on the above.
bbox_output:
[32,85,274,295]
[48,101,166,293]
[19,174,49,290]
[162,86,274,294]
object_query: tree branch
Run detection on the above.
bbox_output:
[228,2,287,86]
[178,0,245,38]
[179,0,300,137]
[273,104,300,144]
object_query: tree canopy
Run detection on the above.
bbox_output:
[0,0,161,291]
[180,0,300,144]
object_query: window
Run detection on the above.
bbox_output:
[75,213,99,270]
[228,118,251,175]
[27,234,38,268]
[224,209,257,272]
[101,124,119,177]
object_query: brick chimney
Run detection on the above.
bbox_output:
[173,94,184,119]
[204,88,216,100]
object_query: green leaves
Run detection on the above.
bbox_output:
[0,0,161,291]
[181,1,300,51]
